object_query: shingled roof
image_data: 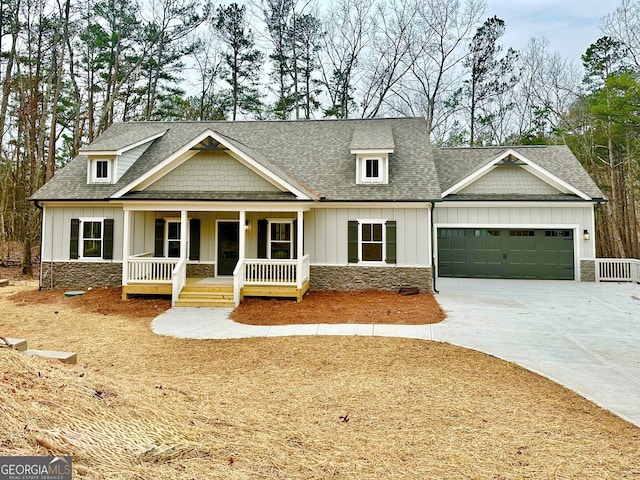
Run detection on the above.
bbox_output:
[32,117,439,202]
[31,119,604,203]
[433,145,605,201]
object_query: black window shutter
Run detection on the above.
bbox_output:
[293,219,298,259]
[257,219,268,259]
[189,218,201,260]
[70,218,80,259]
[386,220,397,264]
[347,220,359,263]
[103,218,114,260]
[154,219,165,257]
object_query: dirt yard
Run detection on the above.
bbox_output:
[0,277,639,479]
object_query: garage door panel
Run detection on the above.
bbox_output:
[438,228,574,280]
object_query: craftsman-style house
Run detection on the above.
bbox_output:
[31,118,604,306]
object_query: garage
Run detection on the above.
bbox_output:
[437,228,575,280]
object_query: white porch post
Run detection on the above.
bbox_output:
[297,209,304,288]
[180,210,188,259]
[122,209,130,286]
[239,211,246,262]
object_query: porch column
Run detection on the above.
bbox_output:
[297,209,304,288]
[180,210,188,259]
[122,209,130,286]
[238,211,246,263]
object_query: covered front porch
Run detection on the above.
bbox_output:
[120,204,310,306]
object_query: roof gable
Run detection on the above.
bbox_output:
[436,147,604,201]
[111,129,313,200]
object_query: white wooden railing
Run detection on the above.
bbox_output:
[171,257,187,306]
[596,258,640,283]
[232,255,311,306]
[127,255,178,283]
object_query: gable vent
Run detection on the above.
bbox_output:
[498,154,525,166]
[191,136,227,152]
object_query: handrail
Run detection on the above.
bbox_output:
[171,257,187,306]
[596,258,640,283]
[233,259,244,307]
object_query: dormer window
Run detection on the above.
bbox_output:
[356,154,388,184]
[89,158,113,183]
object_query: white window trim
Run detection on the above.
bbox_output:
[358,219,386,264]
[164,218,190,259]
[356,154,388,184]
[267,219,294,260]
[78,217,105,260]
[88,158,114,184]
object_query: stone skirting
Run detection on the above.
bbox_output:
[580,259,596,282]
[310,265,433,293]
[40,262,122,290]
[186,263,216,278]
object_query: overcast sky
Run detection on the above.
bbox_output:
[485,0,617,63]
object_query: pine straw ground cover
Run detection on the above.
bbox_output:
[0,281,639,479]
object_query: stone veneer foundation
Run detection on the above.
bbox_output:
[40,262,122,290]
[580,259,596,282]
[310,265,433,293]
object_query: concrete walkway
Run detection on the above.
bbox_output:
[151,278,640,427]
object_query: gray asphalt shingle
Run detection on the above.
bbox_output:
[31,119,604,204]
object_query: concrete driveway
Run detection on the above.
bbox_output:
[152,278,640,427]
[433,278,640,428]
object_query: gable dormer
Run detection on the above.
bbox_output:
[351,122,395,185]
[81,130,167,185]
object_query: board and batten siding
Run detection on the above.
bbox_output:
[433,203,597,259]
[305,207,431,266]
[41,206,124,261]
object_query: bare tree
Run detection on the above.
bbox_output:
[319,0,375,118]
[359,0,417,118]
[389,0,486,139]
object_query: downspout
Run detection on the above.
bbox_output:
[33,200,45,291]
[430,201,439,294]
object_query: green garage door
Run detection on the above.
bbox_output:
[437,228,574,280]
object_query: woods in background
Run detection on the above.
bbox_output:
[0,0,639,272]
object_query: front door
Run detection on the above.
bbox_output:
[217,221,239,276]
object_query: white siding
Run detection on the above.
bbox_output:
[42,206,124,261]
[306,207,431,266]
[117,141,155,180]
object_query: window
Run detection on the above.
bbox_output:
[356,154,388,184]
[361,222,384,261]
[365,158,379,180]
[269,221,293,259]
[89,158,112,183]
[96,160,109,179]
[347,220,396,264]
[70,218,113,260]
[166,221,181,258]
[82,221,103,258]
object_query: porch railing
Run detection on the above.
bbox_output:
[596,258,640,283]
[233,255,311,306]
[127,255,178,283]
[171,257,187,306]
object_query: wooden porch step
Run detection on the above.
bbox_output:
[25,349,77,365]
[174,298,235,308]
[176,284,235,308]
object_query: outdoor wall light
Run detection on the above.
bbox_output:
[245,219,250,231]
[583,229,590,240]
